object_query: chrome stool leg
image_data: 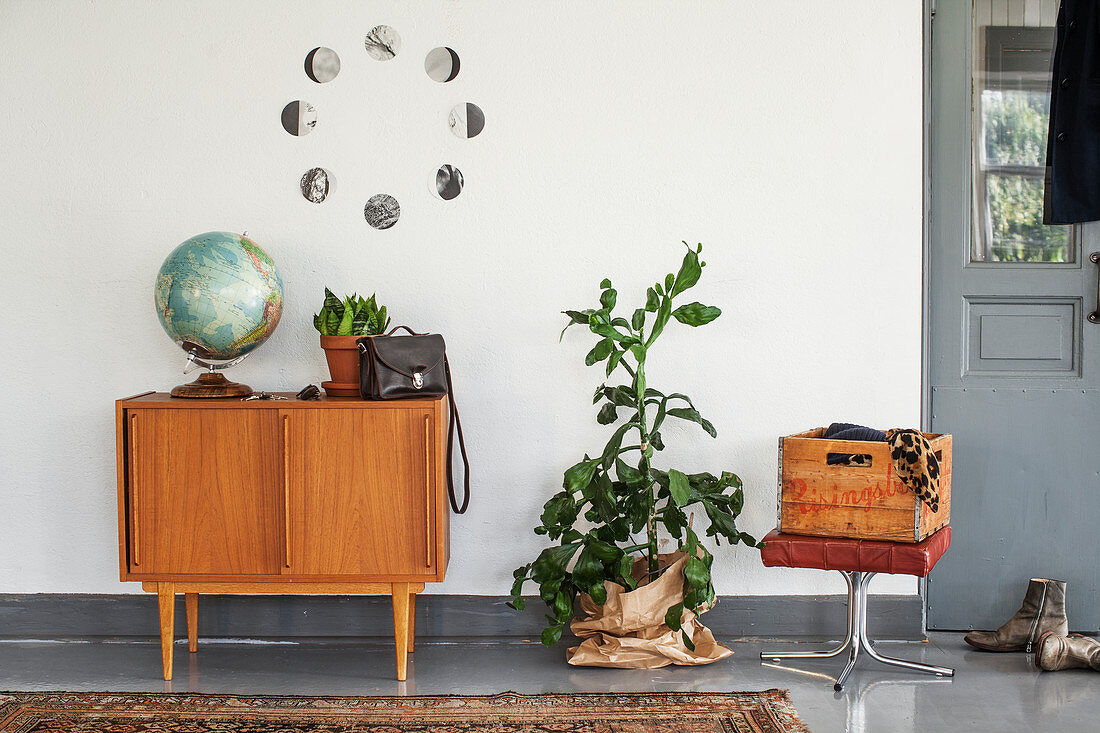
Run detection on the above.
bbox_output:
[856,572,954,679]
[760,570,856,662]
[759,569,956,690]
[833,571,864,691]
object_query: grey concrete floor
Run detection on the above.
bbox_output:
[0,633,1095,732]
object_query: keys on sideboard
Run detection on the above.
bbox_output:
[242,391,288,401]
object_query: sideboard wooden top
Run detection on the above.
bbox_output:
[118,392,446,409]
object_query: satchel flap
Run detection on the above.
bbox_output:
[371,334,446,378]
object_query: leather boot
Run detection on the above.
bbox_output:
[1035,633,1100,671]
[964,578,1068,652]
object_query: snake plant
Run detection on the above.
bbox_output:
[313,288,390,336]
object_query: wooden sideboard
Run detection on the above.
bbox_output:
[115,391,450,681]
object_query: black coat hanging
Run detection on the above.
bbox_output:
[1044,0,1100,225]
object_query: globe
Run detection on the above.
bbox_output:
[154,231,284,397]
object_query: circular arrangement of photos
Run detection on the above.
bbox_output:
[305,47,341,83]
[283,29,481,223]
[449,103,485,139]
[432,165,464,201]
[281,100,317,136]
[425,47,460,82]
[300,168,333,204]
[364,194,401,229]
[364,25,401,61]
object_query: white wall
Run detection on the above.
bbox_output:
[0,0,924,596]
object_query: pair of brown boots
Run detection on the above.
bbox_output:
[963,578,1100,672]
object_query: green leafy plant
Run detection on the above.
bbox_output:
[313,288,391,336]
[508,243,761,649]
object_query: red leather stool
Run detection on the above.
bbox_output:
[758,526,954,690]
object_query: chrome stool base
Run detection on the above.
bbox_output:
[759,570,955,690]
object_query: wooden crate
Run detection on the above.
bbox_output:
[777,428,952,543]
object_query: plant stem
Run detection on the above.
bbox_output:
[633,352,659,577]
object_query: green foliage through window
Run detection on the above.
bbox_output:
[974,35,1071,263]
[985,174,1068,263]
[981,90,1047,167]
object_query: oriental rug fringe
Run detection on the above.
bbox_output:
[0,690,809,733]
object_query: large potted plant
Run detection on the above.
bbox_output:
[314,289,391,396]
[509,243,760,665]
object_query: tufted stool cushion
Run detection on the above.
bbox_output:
[760,526,951,577]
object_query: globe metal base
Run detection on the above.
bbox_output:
[171,372,253,399]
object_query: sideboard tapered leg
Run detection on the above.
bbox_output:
[185,593,199,653]
[391,583,410,680]
[157,582,175,681]
[408,593,416,653]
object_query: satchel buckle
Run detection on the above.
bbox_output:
[413,372,424,389]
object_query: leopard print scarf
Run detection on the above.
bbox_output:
[885,428,940,513]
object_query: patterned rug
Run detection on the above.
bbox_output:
[0,691,809,733]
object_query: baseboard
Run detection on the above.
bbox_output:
[0,593,925,641]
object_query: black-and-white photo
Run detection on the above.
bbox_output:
[281,100,317,136]
[425,47,460,83]
[300,168,331,203]
[364,25,400,61]
[433,165,464,201]
[364,194,400,229]
[448,103,485,139]
[305,47,341,83]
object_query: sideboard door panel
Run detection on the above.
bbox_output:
[130,408,281,575]
[286,408,433,576]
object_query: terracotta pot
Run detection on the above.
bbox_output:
[319,334,370,397]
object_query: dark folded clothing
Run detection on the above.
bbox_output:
[824,422,887,442]
[824,423,886,465]
[824,422,863,436]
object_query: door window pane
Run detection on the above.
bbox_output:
[981,89,1047,167]
[985,173,1070,261]
[971,13,1073,263]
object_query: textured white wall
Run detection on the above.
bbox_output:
[0,0,923,595]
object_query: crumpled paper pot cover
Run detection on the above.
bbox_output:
[566,553,733,668]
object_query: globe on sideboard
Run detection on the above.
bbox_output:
[154,231,284,397]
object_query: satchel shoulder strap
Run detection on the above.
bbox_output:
[444,356,470,514]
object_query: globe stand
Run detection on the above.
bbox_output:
[171,372,253,398]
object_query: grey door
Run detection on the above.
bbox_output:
[927,0,1100,631]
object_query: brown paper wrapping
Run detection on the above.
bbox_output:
[566,554,733,668]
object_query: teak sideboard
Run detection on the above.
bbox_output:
[115,392,450,681]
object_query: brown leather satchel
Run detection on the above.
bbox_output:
[358,326,470,513]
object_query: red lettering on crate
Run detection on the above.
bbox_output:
[789,465,909,514]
